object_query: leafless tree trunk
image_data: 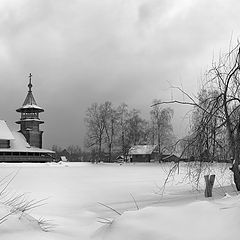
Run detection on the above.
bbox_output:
[204,174,215,197]
[117,103,129,161]
[85,103,105,162]
[102,101,119,163]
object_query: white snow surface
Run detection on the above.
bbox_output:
[0,162,239,240]
[0,120,15,140]
[20,104,43,110]
[11,131,31,149]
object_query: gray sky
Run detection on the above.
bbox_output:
[1,0,240,149]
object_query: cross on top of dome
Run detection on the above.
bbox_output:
[16,73,44,112]
[28,73,33,92]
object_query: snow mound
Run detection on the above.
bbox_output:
[102,195,240,240]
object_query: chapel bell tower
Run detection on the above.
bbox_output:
[16,73,44,148]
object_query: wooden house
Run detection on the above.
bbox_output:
[128,145,157,162]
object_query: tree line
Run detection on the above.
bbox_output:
[84,100,175,162]
[52,145,85,162]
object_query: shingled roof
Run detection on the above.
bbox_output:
[16,78,44,112]
[23,90,37,106]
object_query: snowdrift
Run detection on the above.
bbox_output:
[101,195,240,240]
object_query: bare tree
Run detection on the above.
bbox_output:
[117,103,129,160]
[102,101,119,162]
[210,45,240,190]
[126,109,148,146]
[182,89,223,162]
[154,43,240,190]
[85,103,105,162]
[84,101,174,163]
[150,99,174,158]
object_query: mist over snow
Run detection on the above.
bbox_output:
[1,0,240,147]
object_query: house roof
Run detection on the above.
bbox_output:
[0,120,15,140]
[128,145,157,155]
[0,131,54,153]
[0,122,54,153]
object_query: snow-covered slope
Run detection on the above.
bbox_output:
[101,195,240,240]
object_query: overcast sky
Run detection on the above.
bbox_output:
[1,0,240,149]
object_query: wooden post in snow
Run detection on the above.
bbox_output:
[204,174,215,197]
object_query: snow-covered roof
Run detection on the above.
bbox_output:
[0,131,54,153]
[0,120,15,140]
[128,145,157,155]
[16,91,44,112]
[21,104,44,110]
[16,118,44,122]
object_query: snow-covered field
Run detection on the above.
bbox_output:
[0,162,239,240]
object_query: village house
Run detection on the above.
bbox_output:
[128,145,180,163]
[128,145,158,162]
